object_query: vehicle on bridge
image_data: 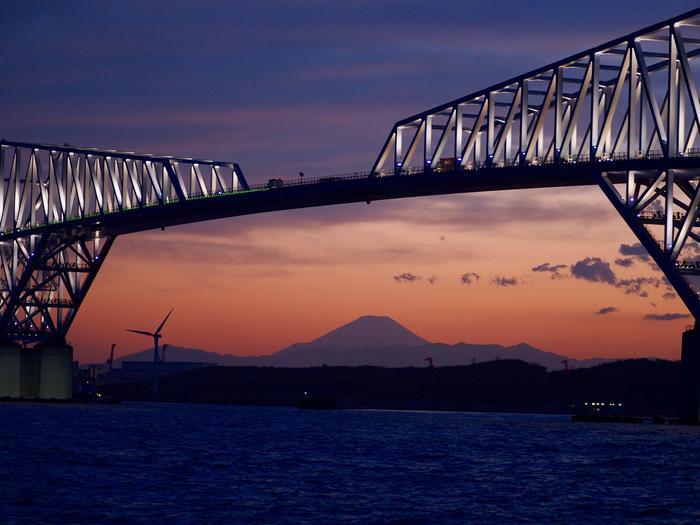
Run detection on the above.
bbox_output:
[434,157,455,173]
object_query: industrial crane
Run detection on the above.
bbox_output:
[107,344,116,371]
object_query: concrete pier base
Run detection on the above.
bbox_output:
[681,327,700,422]
[37,343,73,400]
[0,342,73,400]
[0,342,21,398]
[20,347,41,398]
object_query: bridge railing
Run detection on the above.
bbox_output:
[187,170,374,199]
[5,142,700,237]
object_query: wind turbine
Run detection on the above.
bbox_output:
[126,308,173,396]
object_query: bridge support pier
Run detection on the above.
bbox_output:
[20,347,41,398]
[37,343,73,400]
[681,327,700,422]
[0,342,21,398]
[0,343,73,400]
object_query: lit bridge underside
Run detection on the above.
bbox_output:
[4,7,700,344]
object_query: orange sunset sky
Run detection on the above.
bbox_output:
[71,185,689,362]
[2,0,698,362]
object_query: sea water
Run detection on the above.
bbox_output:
[1,403,700,523]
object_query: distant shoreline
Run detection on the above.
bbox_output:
[100,358,682,417]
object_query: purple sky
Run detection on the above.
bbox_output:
[1,0,697,180]
[1,1,699,361]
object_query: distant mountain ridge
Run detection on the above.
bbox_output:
[299,315,428,348]
[116,315,614,370]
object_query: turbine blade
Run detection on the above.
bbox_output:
[126,329,153,336]
[154,308,174,335]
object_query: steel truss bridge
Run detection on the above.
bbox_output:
[4,8,700,345]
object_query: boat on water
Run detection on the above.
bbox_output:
[571,400,642,423]
[299,392,336,410]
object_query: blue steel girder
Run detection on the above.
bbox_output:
[372,6,700,320]
[1,154,699,343]
[373,7,700,175]
[7,7,700,344]
[596,168,700,319]
[0,230,114,343]
[0,140,249,236]
[0,141,249,343]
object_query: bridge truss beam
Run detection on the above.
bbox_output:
[7,8,700,345]
[373,7,700,320]
[0,142,248,343]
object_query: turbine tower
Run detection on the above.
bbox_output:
[126,308,173,396]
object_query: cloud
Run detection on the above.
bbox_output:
[122,227,469,269]
[380,190,611,230]
[569,257,662,296]
[663,292,676,300]
[619,243,650,261]
[532,262,567,279]
[570,257,616,284]
[571,256,665,297]
[394,272,422,284]
[120,231,318,267]
[614,258,634,268]
[595,306,619,315]
[460,273,480,285]
[393,272,439,285]
[615,277,662,297]
[683,243,700,257]
[492,276,520,287]
[643,313,691,321]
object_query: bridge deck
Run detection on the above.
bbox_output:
[6,7,700,343]
[5,155,700,241]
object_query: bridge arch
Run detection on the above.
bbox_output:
[1,8,700,350]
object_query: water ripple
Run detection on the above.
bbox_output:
[2,404,700,523]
